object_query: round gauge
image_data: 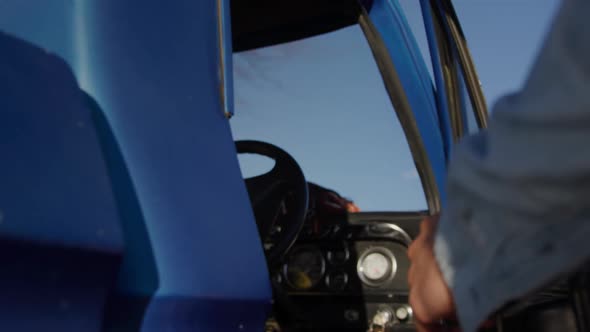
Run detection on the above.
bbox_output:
[284,247,325,290]
[357,248,396,286]
[327,246,349,265]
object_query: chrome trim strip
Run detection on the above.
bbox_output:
[216,0,234,118]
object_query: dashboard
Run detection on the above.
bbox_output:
[239,136,579,332]
[268,211,424,332]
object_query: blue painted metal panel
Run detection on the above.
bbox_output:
[0,33,122,251]
[80,1,272,331]
[431,0,478,135]
[420,0,453,156]
[89,94,160,331]
[0,0,466,329]
[362,0,448,205]
[0,31,123,331]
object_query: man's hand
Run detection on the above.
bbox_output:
[408,215,457,331]
[308,182,360,214]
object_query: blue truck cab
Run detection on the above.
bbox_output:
[0,0,488,331]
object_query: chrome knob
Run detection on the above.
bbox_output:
[373,310,393,326]
[395,305,412,322]
[369,309,394,332]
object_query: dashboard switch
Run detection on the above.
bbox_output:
[369,309,394,332]
[327,246,349,265]
[395,306,412,322]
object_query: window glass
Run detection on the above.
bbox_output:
[231,25,427,211]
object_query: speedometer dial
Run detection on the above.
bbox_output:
[360,252,390,280]
[357,248,396,287]
[284,247,325,290]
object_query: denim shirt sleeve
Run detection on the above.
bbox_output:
[433,0,590,331]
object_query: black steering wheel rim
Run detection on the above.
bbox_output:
[236,140,308,263]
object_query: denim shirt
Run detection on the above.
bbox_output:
[433,0,590,330]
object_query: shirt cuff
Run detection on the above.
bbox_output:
[434,200,590,332]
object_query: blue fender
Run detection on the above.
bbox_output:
[0,1,271,331]
[0,31,123,331]
[80,1,272,331]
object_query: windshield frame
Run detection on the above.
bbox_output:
[356,7,440,214]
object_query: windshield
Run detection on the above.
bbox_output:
[230,24,426,212]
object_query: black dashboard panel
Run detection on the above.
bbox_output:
[270,211,426,331]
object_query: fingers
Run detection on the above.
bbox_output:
[413,304,461,332]
[408,238,417,260]
[408,227,427,279]
[409,214,459,331]
[420,218,431,233]
[318,192,361,213]
[317,192,346,212]
[420,215,440,235]
[346,202,360,213]
[408,228,429,260]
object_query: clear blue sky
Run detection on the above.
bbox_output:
[231,1,562,211]
[0,0,562,212]
[451,1,561,103]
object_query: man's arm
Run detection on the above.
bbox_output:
[434,0,590,330]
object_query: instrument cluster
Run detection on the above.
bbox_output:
[270,214,421,330]
[277,215,413,291]
[278,240,409,294]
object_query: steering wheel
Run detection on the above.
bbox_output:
[236,140,309,263]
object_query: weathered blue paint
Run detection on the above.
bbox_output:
[420,0,453,157]
[0,31,123,331]
[0,0,469,329]
[431,0,478,134]
[80,1,272,331]
[362,0,448,206]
